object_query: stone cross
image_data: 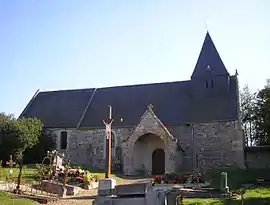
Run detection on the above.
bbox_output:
[6,155,16,176]
[103,105,114,178]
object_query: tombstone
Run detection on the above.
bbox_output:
[94,182,167,205]
[40,180,80,197]
[220,172,229,193]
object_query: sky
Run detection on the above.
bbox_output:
[0,0,269,117]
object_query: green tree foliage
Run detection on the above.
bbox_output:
[0,115,19,163]
[13,118,43,191]
[240,85,256,145]
[0,112,15,121]
[253,85,270,145]
[0,115,43,191]
[240,84,270,146]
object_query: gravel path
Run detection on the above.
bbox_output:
[47,189,97,205]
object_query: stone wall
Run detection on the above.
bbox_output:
[169,120,245,171]
[46,127,132,170]
[45,119,245,173]
[245,146,270,169]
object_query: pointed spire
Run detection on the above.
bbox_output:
[191,31,229,79]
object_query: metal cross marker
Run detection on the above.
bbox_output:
[103,105,114,178]
[6,155,16,176]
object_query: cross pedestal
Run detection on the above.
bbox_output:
[98,178,116,196]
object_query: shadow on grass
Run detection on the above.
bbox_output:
[222,197,270,205]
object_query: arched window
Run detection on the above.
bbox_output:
[60,131,67,150]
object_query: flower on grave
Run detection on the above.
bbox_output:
[84,172,91,185]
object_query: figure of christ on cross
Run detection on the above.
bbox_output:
[103,105,114,178]
[6,155,16,176]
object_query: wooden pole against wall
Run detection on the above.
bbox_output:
[103,105,113,178]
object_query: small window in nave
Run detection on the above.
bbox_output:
[205,80,209,88]
[60,131,67,149]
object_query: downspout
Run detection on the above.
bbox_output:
[191,124,196,170]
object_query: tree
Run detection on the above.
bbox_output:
[0,112,15,121]
[253,85,270,145]
[0,116,19,164]
[240,85,256,145]
[0,115,43,192]
[13,117,43,192]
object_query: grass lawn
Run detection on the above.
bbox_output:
[204,168,270,190]
[183,168,270,205]
[0,164,38,184]
[0,164,126,184]
[184,188,270,204]
[0,192,34,205]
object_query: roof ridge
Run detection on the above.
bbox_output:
[39,88,95,93]
[36,80,191,94]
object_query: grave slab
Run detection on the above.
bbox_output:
[40,180,80,197]
[115,182,152,196]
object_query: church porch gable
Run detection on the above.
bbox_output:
[123,105,178,175]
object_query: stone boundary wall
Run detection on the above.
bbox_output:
[245,146,270,169]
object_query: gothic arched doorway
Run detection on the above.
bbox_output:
[152,148,165,175]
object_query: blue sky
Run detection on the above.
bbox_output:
[0,0,269,117]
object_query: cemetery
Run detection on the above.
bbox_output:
[0,137,270,204]
[0,111,270,204]
[1,160,270,204]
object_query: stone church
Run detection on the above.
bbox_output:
[20,32,245,175]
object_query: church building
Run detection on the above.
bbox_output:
[20,32,245,175]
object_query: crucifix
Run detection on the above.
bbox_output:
[6,155,16,176]
[103,105,113,178]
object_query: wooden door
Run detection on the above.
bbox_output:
[152,148,165,175]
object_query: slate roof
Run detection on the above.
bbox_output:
[191,32,229,79]
[20,89,95,128]
[20,32,240,128]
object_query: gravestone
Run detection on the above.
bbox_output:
[220,172,229,193]
[93,182,167,205]
[40,180,80,197]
